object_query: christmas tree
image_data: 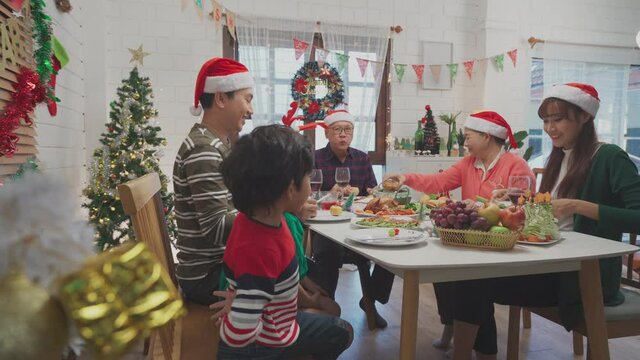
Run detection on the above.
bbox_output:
[422,105,440,155]
[83,67,177,250]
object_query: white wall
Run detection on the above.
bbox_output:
[35,0,87,205]
[482,0,640,135]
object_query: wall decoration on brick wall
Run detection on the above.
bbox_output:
[290,61,345,121]
[54,0,71,13]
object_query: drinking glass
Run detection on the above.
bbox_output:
[310,169,323,200]
[335,167,350,199]
[507,176,531,205]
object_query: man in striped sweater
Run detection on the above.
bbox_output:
[172,58,254,305]
[213,125,353,359]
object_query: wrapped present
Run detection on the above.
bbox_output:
[59,242,185,359]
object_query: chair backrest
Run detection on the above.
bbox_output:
[622,233,640,289]
[118,172,177,286]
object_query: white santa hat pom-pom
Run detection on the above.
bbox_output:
[190,104,203,116]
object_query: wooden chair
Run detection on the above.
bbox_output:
[507,233,640,359]
[118,173,219,360]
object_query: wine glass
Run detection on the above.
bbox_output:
[335,167,350,199]
[507,176,531,205]
[310,169,323,200]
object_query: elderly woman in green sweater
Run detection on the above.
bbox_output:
[450,83,640,360]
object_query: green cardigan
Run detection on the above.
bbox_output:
[558,144,640,330]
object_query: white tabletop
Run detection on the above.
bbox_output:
[310,221,639,283]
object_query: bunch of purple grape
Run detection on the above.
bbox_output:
[429,200,491,231]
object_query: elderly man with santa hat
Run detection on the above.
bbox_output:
[172,58,254,306]
[308,109,396,329]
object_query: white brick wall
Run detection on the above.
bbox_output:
[41,0,639,199]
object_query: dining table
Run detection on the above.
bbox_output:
[308,218,639,360]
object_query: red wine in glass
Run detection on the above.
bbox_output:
[507,190,526,205]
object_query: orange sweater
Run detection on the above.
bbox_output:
[404,152,535,200]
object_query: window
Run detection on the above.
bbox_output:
[234,20,390,169]
[527,58,640,170]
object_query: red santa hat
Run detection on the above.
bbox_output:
[542,83,600,117]
[464,111,518,149]
[281,102,328,132]
[323,109,355,127]
[190,58,254,116]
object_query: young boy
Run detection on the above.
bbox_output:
[213,125,353,359]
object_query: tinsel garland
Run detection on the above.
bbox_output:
[31,0,54,96]
[0,68,46,157]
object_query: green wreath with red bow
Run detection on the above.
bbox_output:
[290,61,344,121]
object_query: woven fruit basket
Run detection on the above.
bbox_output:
[435,227,519,251]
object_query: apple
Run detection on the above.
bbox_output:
[478,202,501,226]
[499,206,525,231]
[489,226,510,234]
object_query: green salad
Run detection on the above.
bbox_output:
[356,217,420,229]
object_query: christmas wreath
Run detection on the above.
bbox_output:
[290,61,344,121]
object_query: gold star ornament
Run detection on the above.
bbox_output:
[128,45,150,66]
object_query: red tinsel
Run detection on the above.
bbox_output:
[0,68,46,157]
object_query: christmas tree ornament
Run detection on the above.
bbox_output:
[58,242,185,360]
[0,271,69,360]
[128,45,150,66]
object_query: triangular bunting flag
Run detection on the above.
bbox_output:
[356,58,369,77]
[412,64,425,83]
[315,48,329,67]
[371,61,384,81]
[211,0,223,32]
[335,53,348,73]
[492,54,505,72]
[293,39,309,61]
[430,65,442,83]
[507,49,517,67]
[181,0,189,11]
[447,64,459,82]
[394,64,407,82]
[463,60,475,80]
[226,10,236,40]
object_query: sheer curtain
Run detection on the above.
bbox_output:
[236,17,316,133]
[527,42,640,169]
[317,23,389,152]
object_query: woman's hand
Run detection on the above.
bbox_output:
[551,199,599,221]
[491,188,509,202]
[209,289,236,325]
[383,173,406,186]
[551,199,578,220]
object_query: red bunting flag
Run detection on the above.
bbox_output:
[463,60,475,80]
[507,49,518,67]
[412,64,425,83]
[293,39,309,60]
[356,58,369,77]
